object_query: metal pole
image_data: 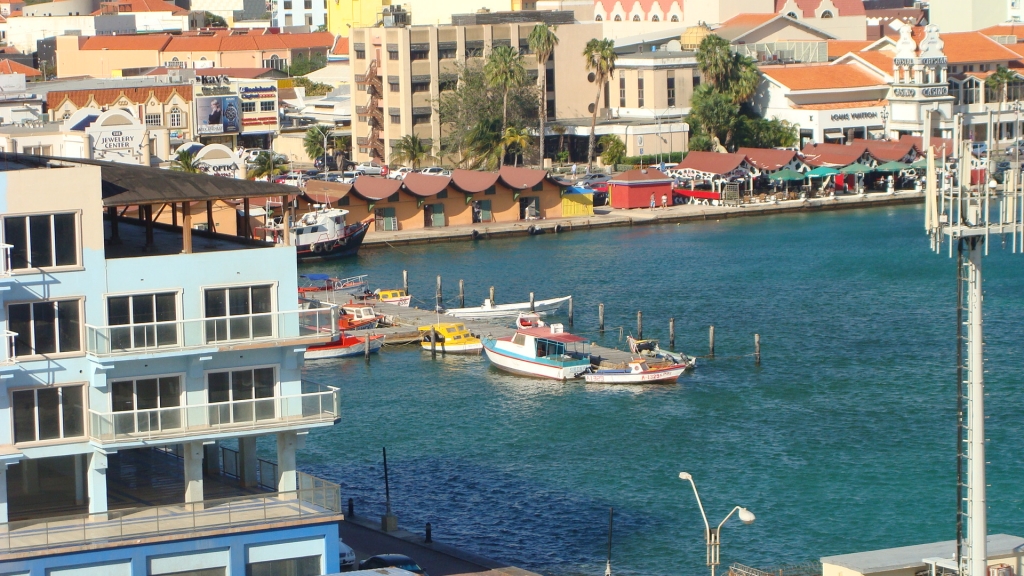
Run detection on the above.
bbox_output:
[459,279,465,308]
[436,275,442,310]
[530,292,535,312]
[605,507,613,576]
[964,237,987,576]
[754,333,761,365]
[364,334,370,361]
[598,303,604,332]
[709,325,715,358]
[383,447,391,515]
[430,328,437,359]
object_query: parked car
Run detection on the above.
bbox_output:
[358,554,426,575]
[315,156,339,171]
[247,149,287,164]
[389,166,415,180]
[1005,139,1024,156]
[280,173,309,187]
[355,161,384,175]
[338,170,363,184]
[574,173,612,187]
[420,166,451,176]
[972,141,988,156]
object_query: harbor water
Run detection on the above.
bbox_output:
[295,205,1024,576]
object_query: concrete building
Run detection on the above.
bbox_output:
[0,156,343,575]
[821,534,1024,576]
[931,0,1019,35]
[324,0,390,36]
[271,0,325,30]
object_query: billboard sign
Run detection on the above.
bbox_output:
[196,95,241,135]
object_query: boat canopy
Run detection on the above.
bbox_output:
[518,326,587,343]
[302,273,332,281]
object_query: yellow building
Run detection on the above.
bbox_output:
[327,0,390,37]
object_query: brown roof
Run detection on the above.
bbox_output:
[762,63,886,91]
[800,142,868,167]
[0,58,40,77]
[827,40,872,59]
[676,151,749,175]
[857,139,918,162]
[47,85,192,109]
[332,36,349,56]
[899,134,955,157]
[713,13,778,40]
[350,176,401,201]
[737,147,799,171]
[609,168,672,183]
[402,172,451,197]
[498,166,547,189]
[303,180,351,203]
[450,169,499,193]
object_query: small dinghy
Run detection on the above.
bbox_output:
[306,333,384,359]
[584,358,689,384]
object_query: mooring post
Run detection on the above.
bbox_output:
[425,522,433,544]
[430,328,437,359]
[458,279,465,308]
[489,285,495,303]
[403,270,409,294]
[669,318,675,350]
[599,303,605,332]
[347,497,354,518]
[568,296,574,327]
[637,311,643,339]
[709,325,716,358]
[436,275,442,310]
[754,333,761,365]
[364,335,371,361]
[530,292,535,312]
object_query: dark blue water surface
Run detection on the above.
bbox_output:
[294,205,1024,576]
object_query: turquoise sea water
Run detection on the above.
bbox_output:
[295,205,1024,576]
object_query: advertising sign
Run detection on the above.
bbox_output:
[196,95,241,135]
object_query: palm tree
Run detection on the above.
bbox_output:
[390,134,438,169]
[484,45,527,160]
[248,152,288,180]
[551,123,567,162]
[583,38,616,172]
[303,125,331,165]
[695,34,733,89]
[465,117,504,171]
[729,55,760,104]
[528,24,559,165]
[986,66,1019,105]
[501,126,531,167]
[171,149,202,173]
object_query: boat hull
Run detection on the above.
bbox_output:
[420,341,483,353]
[296,221,370,261]
[338,318,380,331]
[447,296,571,319]
[381,296,412,307]
[482,339,590,380]
[305,335,384,359]
[584,365,687,384]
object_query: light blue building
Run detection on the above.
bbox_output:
[0,157,343,576]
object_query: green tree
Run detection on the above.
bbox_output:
[293,76,334,96]
[484,45,527,160]
[599,134,626,166]
[171,149,202,173]
[465,117,504,170]
[729,55,761,104]
[205,13,227,27]
[390,134,438,168]
[528,23,559,164]
[551,123,567,162]
[303,125,331,164]
[986,66,1018,104]
[735,115,798,149]
[689,84,740,148]
[289,52,327,76]
[247,152,288,180]
[695,34,734,90]
[583,38,616,172]
[501,126,531,167]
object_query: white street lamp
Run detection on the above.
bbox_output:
[679,472,755,576]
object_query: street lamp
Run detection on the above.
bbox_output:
[655,106,676,166]
[679,472,755,576]
[880,107,889,140]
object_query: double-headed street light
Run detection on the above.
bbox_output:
[679,472,755,576]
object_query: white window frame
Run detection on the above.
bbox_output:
[2,211,81,271]
[108,373,185,434]
[242,101,257,113]
[205,364,279,424]
[11,383,86,444]
[145,113,162,126]
[104,290,181,351]
[201,282,278,343]
[7,298,84,358]
[169,107,184,128]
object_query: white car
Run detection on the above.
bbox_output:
[389,167,415,180]
[355,161,383,176]
[339,538,356,571]
[280,173,308,187]
[420,167,451,176]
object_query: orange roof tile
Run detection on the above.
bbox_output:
[737,147,800,171]
[762,63,886,91]
[80,34,173,51]
[793,98,887,109]
[91,0,187,14]
[332,36,348,56]
[827,40,871,59]
[718,13,777,28]
[852,49,894,73]
[979,23,1024,38]
[47,86,192,110]
[942,31,1021,64]
[677,152,749,175]
[0,58,40,76]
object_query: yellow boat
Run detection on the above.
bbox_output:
[418,322,483,353]
[376,288,412,306]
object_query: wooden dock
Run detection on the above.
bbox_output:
[367,301,636,368]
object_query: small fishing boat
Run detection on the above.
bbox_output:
[338,304,384,331]
[514,312,545,329]
[305,333,384,359]
[446,296,572,320]
[584,359,689,384]
[627,336,697,368]
[298,274,369,304]
[482,323,591,380]
[375,289,412,307]
[418,322,483,353]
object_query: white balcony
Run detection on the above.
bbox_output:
[84,307,338,357]
[88,382,340,444]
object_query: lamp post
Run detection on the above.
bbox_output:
[880,107,889,140]
[655,106,675,166]
[1011,100,1022,171]
[679,472,755,576]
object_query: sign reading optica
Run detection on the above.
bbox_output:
[196,95,241,135]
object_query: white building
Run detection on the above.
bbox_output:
[272,0,325,29]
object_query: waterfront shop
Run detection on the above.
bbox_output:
[194,75,280,150]
[608,169,674,209]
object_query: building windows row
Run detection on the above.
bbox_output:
[242,101,257,113]
[204,285,274,342]
[4,212,79,269]
[145,113,162,126]
[9,300,82,357]
[12,384,84,443]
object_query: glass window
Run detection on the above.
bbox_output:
[170,107,183,128]
[303,0,310,7]
[246,556,321,576]
[242,101,257,113]
[207,367,276,424]
[667,77,676,107]
[282,0,290,7]
[261,101,275,112]
[619,76,626,107]
[106,292,178,351]
[145,113,161,126]
[203,285,274,342]
[638,77,645,108]
[12,385,85,443]
[4,212,78,269]
[109,376,181,434]
[9,299,82,357]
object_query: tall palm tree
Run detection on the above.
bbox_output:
[303,125,331,165]
[729,55,760,104]
[695,34,733,89]
[465,117,504,171]
[986,66,1019,105]
[583,38,616,172]
[551,123,567,162]
[501,126,531,167]
[390,134,438,169]
[528,23,559,165]
[171,149,202,173]
[484,45,527,160]
[248,152,288,180]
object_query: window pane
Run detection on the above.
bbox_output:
[32,302,56,354]
[228,288,251,316]
[12,389,36,443]
[135,378,159,410]
[62,386,84,437]
[232,370,254,400]
[29,215,53,268]
[205,289,226,317]
[9,303,31,356]
[5,216,27,269]
[37,388,60,440]
[133,295,155,324]
[108,297,131,325]
[254,368,275,398]
[53,213,77,266]
[112,380,135,412]
[155,293,176,321]
[251,286,272,314]
[159,377,181,407]
[208,372,230,403]
[57,300,81,352]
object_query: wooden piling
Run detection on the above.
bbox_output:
[430,328,437,359]
[489,285,495,303]
[403,270,409,294]
[436,275,442,310]
[709,325,715,358]
[364,335,371,361]
[530,292,535,312]
[568,296,574,327]
[637,311,643,339]
[669,318,675,350]
[599,303,605,332]
[459,279,465,308]
[754,333,761,365]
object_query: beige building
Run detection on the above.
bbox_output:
[930,0,1013,35]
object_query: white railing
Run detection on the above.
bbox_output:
[0,243,11,278]
[84,307,338,357]
[88,382,340,443]
[0,330,15,365]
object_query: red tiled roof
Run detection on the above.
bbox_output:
[91,0,188,15]
[676,151,748,175]
[979,24,1024,38]
[800,142,868,167]
[851,50,894,73]
[942,32,1021,64]
[762,63,886,91]
[900,134,955,157]
[737,147,799,171]
[856,138,918,162]
[793,98,887,109]
[827,40,871,59]
[165,35,222,51]
[303,181,351,203]
[450,169,499,193]
[80,32,332,53]
[0,58,40,77]
[776,0,865,17]
[498,166,547,190]
[402,172,451,197]
[350,176,401,201]
[714,13,778,40]
[332,36,348,56]
[609,168,672,183]
[80,34,173,51]
[46,85,192,110]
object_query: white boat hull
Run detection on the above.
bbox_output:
[584,365,687,384]
[483,344,590,380]
[381,296,412,307]
[305,337,383,359]
[420,341,483,353]
[447,296,571,319]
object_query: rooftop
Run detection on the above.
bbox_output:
[0,58,40,77]
[775,0,866,17]
[761,62,887,91]
[821,534,1024,574]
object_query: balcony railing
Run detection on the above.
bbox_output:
[0,331,15,365]
[0,472,341,553]
[88,381,340,443]
[0,243,12,277]
[84,307,338,357]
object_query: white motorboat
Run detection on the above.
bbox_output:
[481,323,591,380]
[446,296,571,320]
[584,359,689,384]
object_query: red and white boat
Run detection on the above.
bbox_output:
[514,312,546,329]
[584,358,691,384]
[338,304,384,330]
[305,333,384,359]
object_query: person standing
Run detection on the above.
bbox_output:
[650,193,655,210]
[661,194,668,209]
[571,163,578,179]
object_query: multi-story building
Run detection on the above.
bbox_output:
[0,156,343,575]
[324,0,389,37]
[271,0,325,30]
[931,0,1019,35]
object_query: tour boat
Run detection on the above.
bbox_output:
[263,205,370,261]
[584,359,689,384]
[375,289,412,307]
[305,333,384,359]
[338,304,384,331]
[481,324,591,380]
[446,296,572,320]
[514,312,545,329]
[418,322,483,353]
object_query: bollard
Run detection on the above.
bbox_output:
[530,292,535,312]
[459,279,465,308]
[709,325,715,358]
[669,318,675,350]
[599,303,605,332]
[431,328,437,359]
[425,522,433,544]
[489,285,495,303]
[364,335,371,360]
[568,296,574,327]
[754,333,761,365]
[348,497,354,518]
[403,270,409,295]
[637,311,643,339]
[436,275,443,310]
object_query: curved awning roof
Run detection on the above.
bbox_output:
[498,166,547,190]
[351,176,402,201]
[450,169,500,193]
[402,172,452,197]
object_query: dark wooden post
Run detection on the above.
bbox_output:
[637,311,643,339]
[709,325,715,358]
[144,204,154,248]
[182,202,192,254]
[459,279,465,308]
[599,303,605,332]
[568,296,574,327]
[669,318,675,350]
[207,200,216,234]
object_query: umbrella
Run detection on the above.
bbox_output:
[768,168,805,181]
[875,160,910,172]
[840,163,872,174]
[910,158,928,169]
[805,166,839,178]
